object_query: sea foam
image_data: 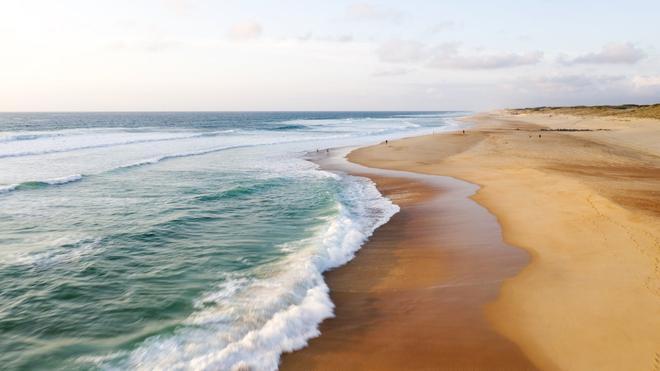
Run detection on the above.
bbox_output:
[99,172,398,371]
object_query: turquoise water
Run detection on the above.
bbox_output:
[0,112,461,370]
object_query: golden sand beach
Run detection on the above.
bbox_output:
[282,109,660,370]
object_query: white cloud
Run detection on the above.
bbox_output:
[297,32,314,42]
[632,75,660,88]
[559,43,646,65]
[372,68,411,77]
[346,3,403,23]
[376,39,428,63]
[294,33,353,43]
[430,21,455,33]
[162,0,198,15]
[377,40,542,69]
[517,74,626,92]
[431,50,543,69]
[107,39,183,53]
[337,34,354,43]
[503,73,660,107]
[228,21,263,41]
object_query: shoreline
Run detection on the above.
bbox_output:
[280,148,536,369]
[282,111,660,370]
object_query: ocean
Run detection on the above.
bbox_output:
[0,111,462,370]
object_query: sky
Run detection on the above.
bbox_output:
[1,0,659,111]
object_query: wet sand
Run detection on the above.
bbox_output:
[280,151,536,370]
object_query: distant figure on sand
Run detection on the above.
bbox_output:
[462,130,465,134]
[385,140,388,144]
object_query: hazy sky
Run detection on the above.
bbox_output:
[1,0,659,111]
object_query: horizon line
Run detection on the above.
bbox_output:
[0,109,473,114]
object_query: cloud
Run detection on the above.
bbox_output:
[107,39,183,53]
[372,68,411,77]
[400,73,658,110]
[295,33,353,43]
[504,73,660,107]
[228,21,262,41]
[376,39,428,63]
[559,43,646,65]
[337,34,354,43]
[510,73,660,97]
[431,50,543,69]
[142,40,182,53]
[518,74,626,92]
[162,0,198,15]
[632,75,660,89]
[297,32,314,42]
[430,21,455,33]
[347,3,403,23]
[377,39,543,69]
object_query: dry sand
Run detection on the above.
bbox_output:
[343,112,660,370]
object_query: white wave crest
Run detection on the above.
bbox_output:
[0,174,83,195]
[0,130,236,159]
[0,183,19,194]
[43,174,83,185]
[0,132,65,142]
[115,144,256,170]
